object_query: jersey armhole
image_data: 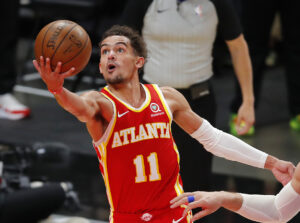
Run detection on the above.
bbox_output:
[93,93,117,147]
[152,84,173,122]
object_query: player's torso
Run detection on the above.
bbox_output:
[94,84,184,216]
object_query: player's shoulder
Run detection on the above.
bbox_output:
[159,86,190,114]
[80,90,110,106]
[160,86,177,95]
[81,90,104,100]
[160,86,182,99]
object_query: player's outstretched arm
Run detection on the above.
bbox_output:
[171,163,300,222]
[33,56,100,122]
[162,86,295,185]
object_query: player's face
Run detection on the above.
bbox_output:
[99,35,143,85]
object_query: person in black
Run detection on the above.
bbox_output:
[0,1,30,120]
[230,0,300,132]
[119,1,255,221]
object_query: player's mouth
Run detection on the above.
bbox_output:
[107,63,117,73]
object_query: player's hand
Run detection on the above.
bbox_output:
[170,192,222,221]
[236,101,255,135]
[33,56,75,91]
[271,159,295,185]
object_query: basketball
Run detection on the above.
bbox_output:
[34,20,92,76]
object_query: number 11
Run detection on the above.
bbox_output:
[133,152,161,183]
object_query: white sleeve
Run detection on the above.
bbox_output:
[236,182,300,222]
[191,119,268,168]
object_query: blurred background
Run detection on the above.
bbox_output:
[0,0,300,222]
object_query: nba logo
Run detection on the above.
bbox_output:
[194,5,202,16]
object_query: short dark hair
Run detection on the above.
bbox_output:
[99,25,147,59]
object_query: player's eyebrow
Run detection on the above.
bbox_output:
[100,42,128,49]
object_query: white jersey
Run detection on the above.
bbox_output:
[142,0,218,88]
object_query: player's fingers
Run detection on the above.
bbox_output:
[170,198,187,209]
[62,67,76,79]
[32,60,41,73]
[45,57,52,72]
[54,62,62,74]
[39,56,45,71]
[289,165,295,176]
[236,114,242,127]
[182,200,203,217]
[191,209,211,221]
[237,122,251,135]
[170,192,193,204]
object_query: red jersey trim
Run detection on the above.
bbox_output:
[93,93,118,211]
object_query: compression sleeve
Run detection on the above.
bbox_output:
[236,182,300,222]
[191,119,267,168]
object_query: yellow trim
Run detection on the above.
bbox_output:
[99,92,118,147]
[100,142,114,211]
[104,85,151,112]
[173,143,180,164]
[153,84,183,195]
[95,92,118,211]
[152,84,172,123]
[110,209,114,223]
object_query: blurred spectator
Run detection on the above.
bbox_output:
[0,1,30,120]
[230,0,300,132]
[119,1,254,221]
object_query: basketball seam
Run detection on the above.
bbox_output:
[41,22,58,57]
[63,34,90,68]
[50,23,78,67]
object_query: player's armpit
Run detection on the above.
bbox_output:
[161,86,203,134]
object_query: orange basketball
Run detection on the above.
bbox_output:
[34,20,92,76]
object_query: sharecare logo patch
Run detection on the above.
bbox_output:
[150,103,161,113]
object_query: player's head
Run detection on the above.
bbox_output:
[99,25,147,84]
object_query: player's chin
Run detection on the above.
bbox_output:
[106,76,124,85]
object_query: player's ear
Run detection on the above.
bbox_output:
[136,57,145,69]
[99,63,103,74]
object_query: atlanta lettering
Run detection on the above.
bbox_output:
[112,122,171,148]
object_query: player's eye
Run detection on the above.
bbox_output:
[101,49,109,55]
[117,48,125,53]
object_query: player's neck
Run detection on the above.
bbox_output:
[108,81,145,108]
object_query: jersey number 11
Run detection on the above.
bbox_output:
[133,152,161,183]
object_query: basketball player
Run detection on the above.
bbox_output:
[33,25,294,223]
[170,162,300,222]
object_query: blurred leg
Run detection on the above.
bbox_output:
[280,0,300,116]
[0,0,19,94]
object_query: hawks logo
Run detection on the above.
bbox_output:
[150,103,161,113]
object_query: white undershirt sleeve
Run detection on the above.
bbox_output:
[236,182,300,222]
[191,119,268,168]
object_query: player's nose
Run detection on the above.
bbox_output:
[108,50,116,60]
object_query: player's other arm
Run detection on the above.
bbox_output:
[171,163,300,222]
[162,86,295,185]
[33,56,100,122]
